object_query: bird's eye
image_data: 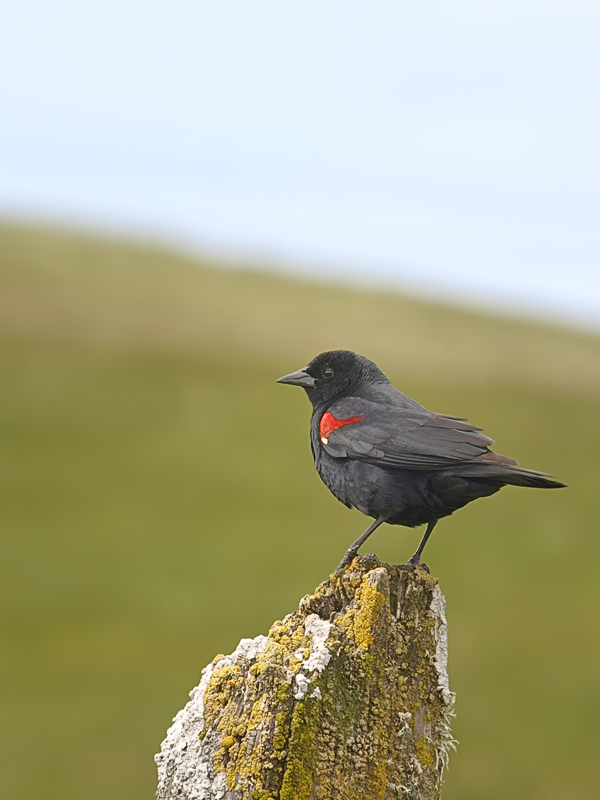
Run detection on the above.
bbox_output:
[323,367,334,379]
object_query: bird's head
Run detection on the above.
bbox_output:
[277,350,388,406]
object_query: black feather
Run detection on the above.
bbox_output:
[278,350,566,558]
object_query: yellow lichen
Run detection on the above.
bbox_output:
[280,700,320,800]
[221,735,235,749]
[273,711,288,753]
[416,736,435,769]
[353,578,387,650]
[175,559,451,800]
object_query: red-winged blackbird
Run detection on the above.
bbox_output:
[277,350,566,570]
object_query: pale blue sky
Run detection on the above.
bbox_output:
[1,1,599,326]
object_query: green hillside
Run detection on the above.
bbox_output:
[1,221,599,800]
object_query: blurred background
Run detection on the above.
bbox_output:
[1,2,599,799]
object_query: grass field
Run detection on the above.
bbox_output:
[1,221,599,800]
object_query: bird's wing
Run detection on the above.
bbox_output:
[320,397,517,470]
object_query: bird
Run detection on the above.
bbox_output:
[277,350,566,571]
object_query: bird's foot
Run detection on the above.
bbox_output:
[362,552,382,566]
[407,555,430,574]
[337,550,382,571]
[336,548,358,571]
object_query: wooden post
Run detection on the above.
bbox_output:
[155,555,456,800]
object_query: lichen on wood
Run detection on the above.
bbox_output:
[155,555,457,800]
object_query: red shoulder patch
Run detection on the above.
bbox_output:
[319,411,364,443]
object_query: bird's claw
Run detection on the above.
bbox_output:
[362,552,382,566]
[407,556,430,574]
[337,550,382,572]
[336,551,356,571]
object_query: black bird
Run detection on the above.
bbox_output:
[277,350,566,571]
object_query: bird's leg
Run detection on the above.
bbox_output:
[407,519,438,571]
[337,516,386,571]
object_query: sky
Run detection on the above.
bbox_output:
[1,1,599,327]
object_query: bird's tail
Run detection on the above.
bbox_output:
[458,464,566,489]
[501,467,566,489]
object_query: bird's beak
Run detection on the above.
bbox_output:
[276,368,316,387]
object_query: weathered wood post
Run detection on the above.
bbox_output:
[155,555,456,800]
